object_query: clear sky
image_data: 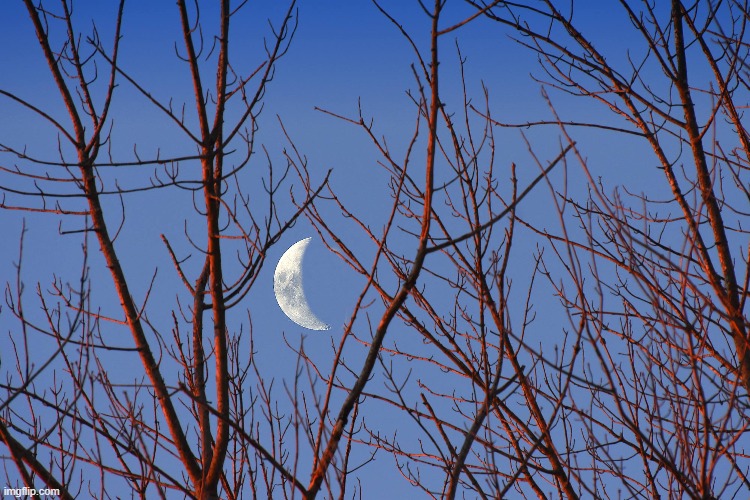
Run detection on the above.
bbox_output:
[1,1,737,497]
[0,1,643,494]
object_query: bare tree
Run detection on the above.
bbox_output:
[455,0,750,497]
[0,1,329,498]
[286,2,581,498]
[2,0,749,499]
[292,0,750,497]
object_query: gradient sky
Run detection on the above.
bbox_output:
[0,1,704,496]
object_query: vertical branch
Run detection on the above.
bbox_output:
[22,0,202,486]
[305,1,443,497]
[671,0,750,394]
[202,0,231,494]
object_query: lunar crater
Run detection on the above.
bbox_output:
[273,237,331,331]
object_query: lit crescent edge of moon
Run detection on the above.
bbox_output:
[273,237,331,331]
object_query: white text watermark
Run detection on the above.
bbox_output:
[4,486,61,498]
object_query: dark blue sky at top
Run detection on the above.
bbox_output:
[0,1,708,495]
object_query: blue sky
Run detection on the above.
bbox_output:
[1,1,730,497]
[0,0,614,491]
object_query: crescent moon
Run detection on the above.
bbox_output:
[273,237,331,331]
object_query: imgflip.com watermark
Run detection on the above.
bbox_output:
[4,486,60,498]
